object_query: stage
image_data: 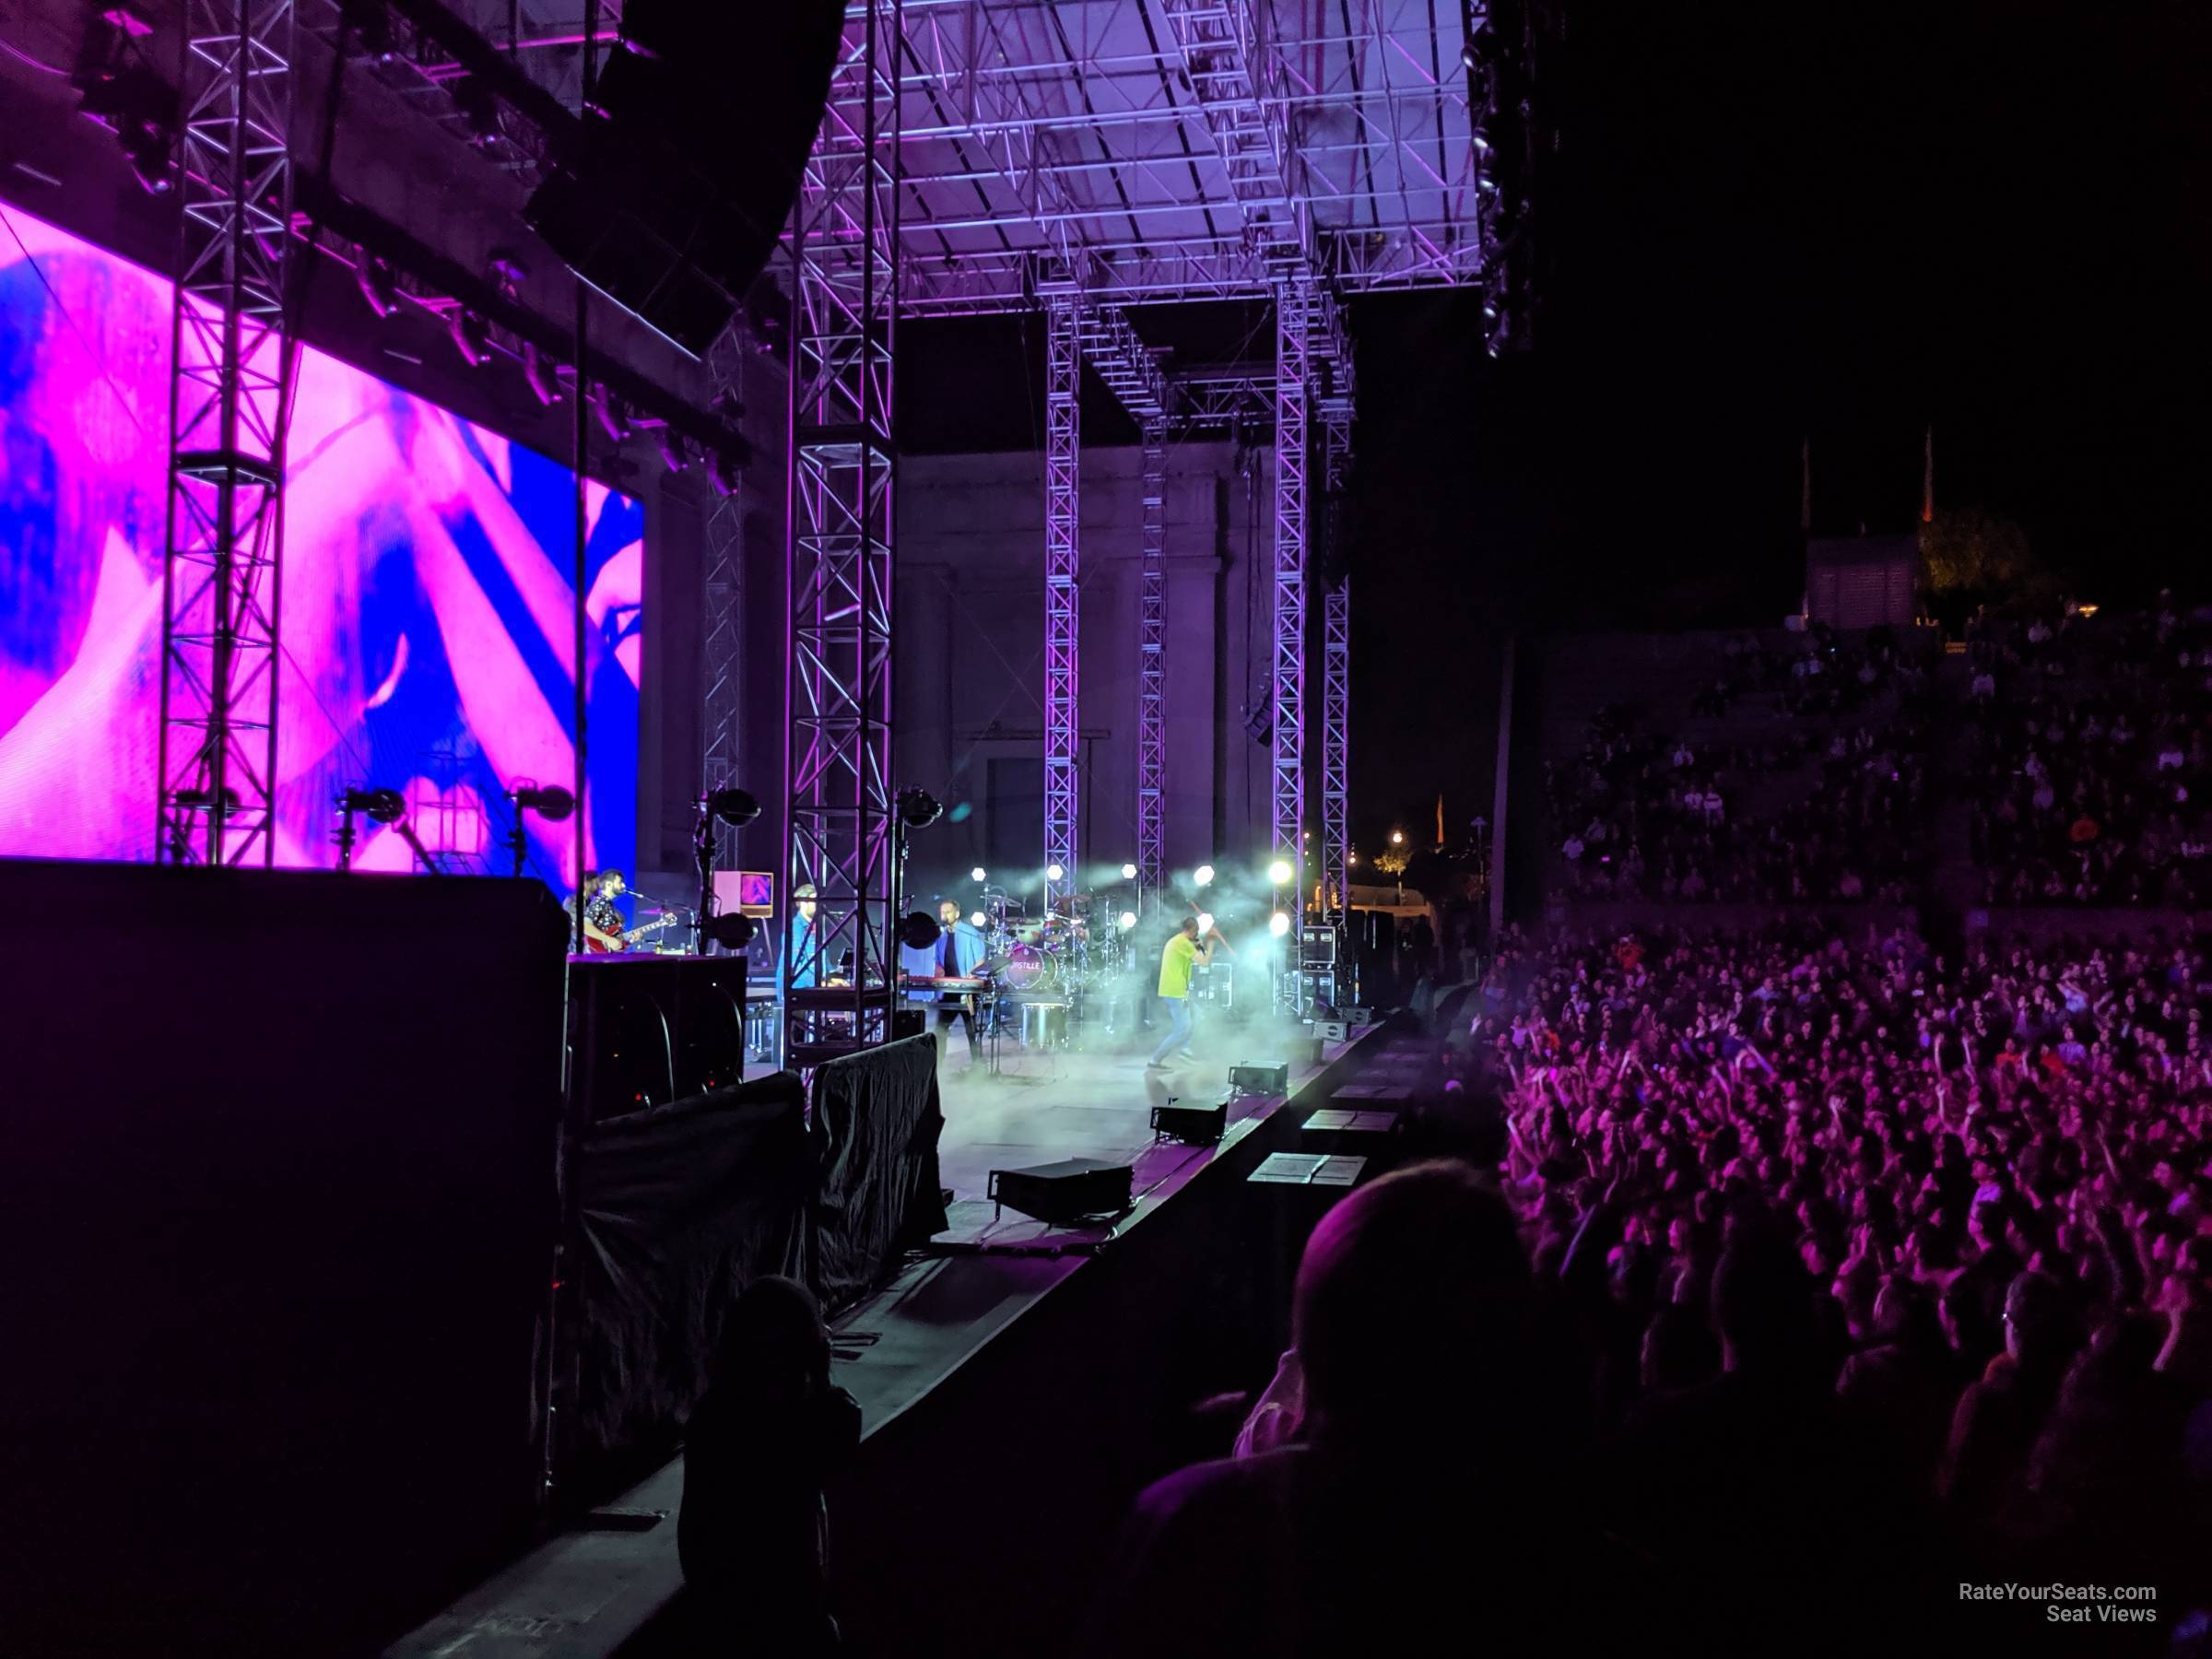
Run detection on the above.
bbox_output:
[389,1016,1422,1659]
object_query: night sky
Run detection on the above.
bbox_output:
[902,0,2212,841]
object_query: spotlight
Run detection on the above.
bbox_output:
[971,911,987,928]
[1196,912,1215,935]
[971,866,988,883]
[512,783,575,821]
[523,340,562,405]
[708,451,744,497]
[656,432,689,475]
[1389,830,1404,845]
[355,249,400,319]
[704,912,757,951]
[1194,864,1216,887]
[1120,910,1137,931]
[1267,858,1293,886]
[1046,863,1065,882]
[1473,131,1492,153]
[896,787,944,830]
[1269,912,1292,938]
[506,782,574,877]
[702,786,760,828]
[898,910,944,950]
[340,786,407,825]
[1120,862,1138,879]
[449,308,491,368]
[593,388,632,443]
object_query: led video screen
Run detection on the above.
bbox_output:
[0,205,641,887]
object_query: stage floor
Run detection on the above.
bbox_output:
[390,1020,1405,1659]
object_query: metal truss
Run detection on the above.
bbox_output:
[700,323,747,873]
[1268,271,1310,938]
[1041,288,1082,917]
[1319,393,1353,924]
[1153,0,1304,257]
[158,0,296,866]
[1075,303,1168,421]
[842,0,1486,313]
[312,3,1488,313]
[783,0,901,1065]
[1135,416,1168,908]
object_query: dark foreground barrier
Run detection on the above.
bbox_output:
[810,1034,949,1310]
[569,1075,813,1478]
[1,861,568,1657]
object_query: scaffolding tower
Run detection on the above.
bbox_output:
[782,0,901,1066]
[157,0,296,866]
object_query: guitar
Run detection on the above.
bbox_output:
[583,913,684,954]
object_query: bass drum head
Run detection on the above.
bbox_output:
[1002,943,1046,990]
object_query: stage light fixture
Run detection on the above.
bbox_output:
[1267,858,1293,885]
[704,912,758,951]
[898,911,944,950]
[522,340,562,405]
[971,911,987,928]
[1121,862,1138,879]
[594,388,632,443]
[341,786,407,825]
[703,787,760,828]
[1196,912,1215,935]
[1120,911,1137,931]
[512,783,575,822]
[971,866,988,883]
[708,451,744,497]
[1046,863,1065,882]
[1269,912,1292,938]
[449,308,491,367]
[355,249,400,318]
[897,787,945,830]
[1194,864,1217,887]
[1389,830,1404,845]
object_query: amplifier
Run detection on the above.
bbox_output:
[1299,926,1339,966]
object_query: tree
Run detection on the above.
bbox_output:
[1920,506,2037,595]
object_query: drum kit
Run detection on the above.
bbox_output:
[979,888,1130,998]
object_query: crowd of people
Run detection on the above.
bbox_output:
[1547,703,1926,905]
[1097,919,2212,1653]
[1966,601,2212,909]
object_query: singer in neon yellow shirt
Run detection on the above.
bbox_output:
[1149,914,1218,1067]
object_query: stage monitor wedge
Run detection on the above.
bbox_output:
[524,0,845,356]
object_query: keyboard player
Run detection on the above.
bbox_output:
[899,898,990,1062]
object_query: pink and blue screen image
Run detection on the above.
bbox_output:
[0,206,641,887]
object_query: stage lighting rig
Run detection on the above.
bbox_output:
[505,782,574,878]
[354,249,401,319]
[691,786,762,952]
[897,787,945,829]
[523,340,562,405]
[448,308,492,368]
[335,786,437,874]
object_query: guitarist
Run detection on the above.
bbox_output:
[571,869,631,952]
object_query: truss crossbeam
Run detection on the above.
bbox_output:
[1153,0,1305,257]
